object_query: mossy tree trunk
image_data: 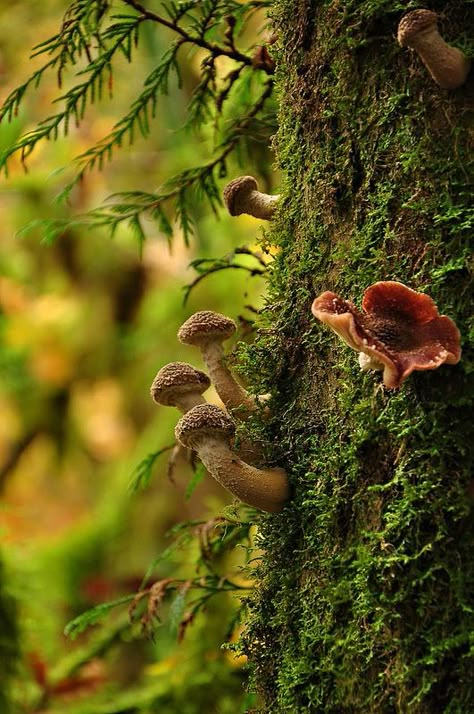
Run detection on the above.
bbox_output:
[242,1,474,711]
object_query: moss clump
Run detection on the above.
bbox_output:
[240,1,474,711]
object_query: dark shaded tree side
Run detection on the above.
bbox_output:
[241,1,474,711]
[0,557,19,714]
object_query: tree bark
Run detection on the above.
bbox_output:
[242,1,474,711]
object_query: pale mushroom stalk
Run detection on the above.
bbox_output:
[358,352,384,373]
[164,383,202,476]
[398,10,471,90]
[202,339,258,416]
[199,346,269,461]
[175,404,289,513]
[178,311,265,420]
[175,392,203,412]
[235,187,279,220]
[223,176,280,220]
[194,435,288,513]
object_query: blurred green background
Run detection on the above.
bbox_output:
[0,2,276,711]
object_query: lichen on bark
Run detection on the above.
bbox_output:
[240,1,474,711]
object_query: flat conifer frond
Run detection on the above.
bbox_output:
[0,0,275,245]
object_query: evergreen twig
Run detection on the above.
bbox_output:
[183,247,269,304]
[0,0,276,245]
[122,0,264,67]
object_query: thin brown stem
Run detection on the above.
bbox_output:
[121,0,269,69]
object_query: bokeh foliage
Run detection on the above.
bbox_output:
[0,1,277,711]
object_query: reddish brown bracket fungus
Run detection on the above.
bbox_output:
[177,310,260,419]
[397,9,471,89]
[151,362,210,413]
[223,176,280,220]
[175,404,289,513]
[311,281,461,389]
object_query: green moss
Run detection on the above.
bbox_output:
[240,1,474,711]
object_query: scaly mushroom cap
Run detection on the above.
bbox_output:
[397,9,438,47]
[151,362,211,406]
[178,311,236,346]
[175,403,236,451]
[312,281,461,389]
[223,176,259,216]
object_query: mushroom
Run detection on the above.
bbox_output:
[178,310,260,419]
[150,360,263,466]
[174,404,289,513]
[397,9,471,90]
[150,362,211,477]
[311,281,461,389]
[223,176,280,220]
[151,362,211,413]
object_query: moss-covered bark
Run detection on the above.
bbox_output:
[241,1,474,711]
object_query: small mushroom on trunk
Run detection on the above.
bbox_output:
[223,176,280,220]
[175,404,289,513]
[311,281,461,389]
[178,310,262,419]
[150,362,211,476]
[397,9,471,89]
[151,362,211,412]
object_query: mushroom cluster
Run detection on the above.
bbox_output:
[150,310,289,513]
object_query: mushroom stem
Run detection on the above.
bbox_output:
[174,392,205,413]
[358,352,384,373]
[398,11,471,89]
[197,438,288,513]
[202,340,258,418]
[239,189,280,220]
[407,33,469,90]
[177,311,266,421]
[175,404,289,513]
[223,176,280,220]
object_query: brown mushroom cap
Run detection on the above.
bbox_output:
[178,311,236,346]
[151,362,211,406]
[223,176,259,216]
[175,403,236,451]
[397,9,438,47]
